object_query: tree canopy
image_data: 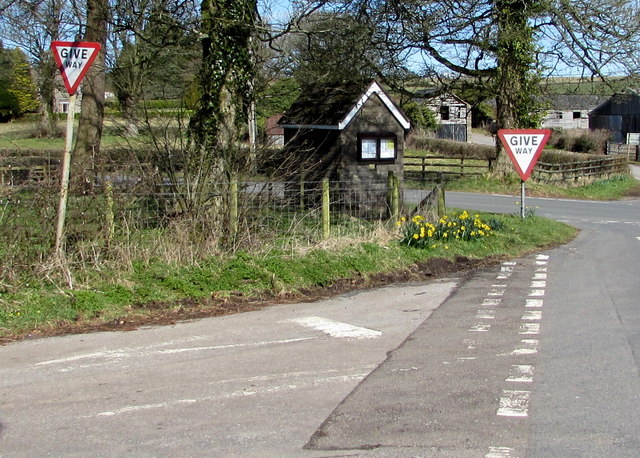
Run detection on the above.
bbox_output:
[0,45,38,121]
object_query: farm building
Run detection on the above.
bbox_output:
[264,114,285,147]
[540,94,609,130]
[279,80,410,216]
[414,89,471,142]
[589,93,640,143]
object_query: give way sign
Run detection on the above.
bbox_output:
[51,41,101,96]
[497,129,551,181]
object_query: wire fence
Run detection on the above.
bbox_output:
[0,173,407,285]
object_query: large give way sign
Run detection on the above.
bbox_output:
[51,41,101,96]
[498,129,551,181]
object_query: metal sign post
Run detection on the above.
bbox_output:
[520,179,526,219]
[54,94,77,255]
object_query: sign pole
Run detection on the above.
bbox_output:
[520,179,526,219]
[54,94,76,256]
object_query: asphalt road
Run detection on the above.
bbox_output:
[1,189,639,457]
[308,191,640,456]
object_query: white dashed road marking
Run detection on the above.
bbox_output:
[505,365,534,383]
[486,446,515,457]
[483,298,502,306]
[512,339,539,355]
[497,390,531,417]
[525,299,544,308]
[522,311,542,321]
[519,323,540,335]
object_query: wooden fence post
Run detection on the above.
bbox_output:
[437,181,446,217]
[230,177,238,242]
[322,177,330,239]
[389,171,400,220]
[104,179,115,246]
[299,173,305,211]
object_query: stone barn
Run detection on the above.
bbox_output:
[540,94,609,130]
[279,81,410,216]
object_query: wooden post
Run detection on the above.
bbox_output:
[230,177,238,242]
[389,172,400,220]
[322,177,330,239]
[104,178,115,246]
[437,183,446,217]
[299,173,305,211]
[54,93,77,256]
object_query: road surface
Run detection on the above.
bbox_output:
[1,191,639,457]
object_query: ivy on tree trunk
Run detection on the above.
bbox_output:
[190,0,256,175]
[177,0,256,218]
[72,0,108,191]
[493,0,543,172]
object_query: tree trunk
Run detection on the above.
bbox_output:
[37,59,58,138]
[492,0,535,175]
[71,0,108,191]
[120,94,139,138]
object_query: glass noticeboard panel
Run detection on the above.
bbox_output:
[380,138,395,158]
[361,138,378,159]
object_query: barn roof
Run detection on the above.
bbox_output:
[540,94,609,111]
[590,93,640,116]
[414,88,469,106]
[280,81,410,130]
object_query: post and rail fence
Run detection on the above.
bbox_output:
[606,142,639,161]
[404,154,491,182]
[531,156,628,183]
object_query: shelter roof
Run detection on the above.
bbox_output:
[281,81,410,130]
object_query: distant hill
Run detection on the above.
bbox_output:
[540,76,640,95]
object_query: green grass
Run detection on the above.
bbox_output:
[0,120,148,151]
[0,211,576,339]
[443,174,640,200]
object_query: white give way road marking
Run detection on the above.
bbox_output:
[289,316,383,339]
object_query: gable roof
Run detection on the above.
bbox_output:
[414,88,469,107]
[540,94,610,111]
[280,81,410,131]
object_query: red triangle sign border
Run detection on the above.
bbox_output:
[497,129,551,181]
[51,41,102,96]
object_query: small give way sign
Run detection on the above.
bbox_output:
[51,41,101,95]
[498,129,551,181]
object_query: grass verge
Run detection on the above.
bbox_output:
[442,174,640,200]
[0,211,577,342]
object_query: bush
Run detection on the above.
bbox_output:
[549,129,609,154]
[402,101,438,130]
[539,150,601,164]
[406,135,496,160]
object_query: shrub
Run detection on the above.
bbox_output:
[549,129,609,154]
[406,135,496,160]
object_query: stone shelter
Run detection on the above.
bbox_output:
[279,81,410,216]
